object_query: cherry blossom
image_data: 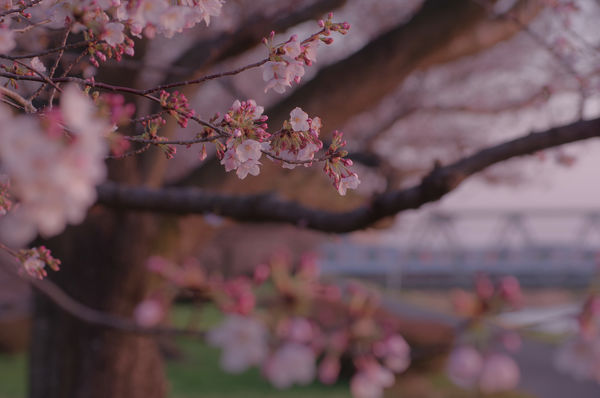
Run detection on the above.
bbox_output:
[159,6,188,37]
[207,314,269,374]
[446,346,483,389]
[263,61,293,94]
[289,107,309,132]
[264,343,316,389]
[22,253,47,279]
[278,317,314,343]
[103,22,126,47]
[350,361,395,398]
[30,57,46,73]
[236,139,263,163]
[221,142,264,180]
[374,335,411,373]
[196,0,224,26]
[303,39,319,64]
[236,159,261,179]
[337,173,361,196]
[479,354,520,393]
[0,85,109,245]
[282,35,302,59]
[16,246,61,280]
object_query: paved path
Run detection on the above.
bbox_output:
[382,296,600,398]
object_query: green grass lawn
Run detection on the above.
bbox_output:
[0,353,26,398]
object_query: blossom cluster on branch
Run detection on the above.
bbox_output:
[0,2,358,262]
[0,84,110,246]
[446,275,523,394]
[138,254,411,398]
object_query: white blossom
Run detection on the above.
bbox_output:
[236,139,263,163]
[207,314,269,374]
[446,346,483,389]
[282,35,301,59]
[337,173,360,196]
[289,107,309,132]
[0,85,109,245]
[102,22,125,46]
[264,343,316,388]
[30,57,46,73]
[479,354,520,393]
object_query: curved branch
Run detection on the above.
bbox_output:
[0,261,204,338]
[97,117,600,233]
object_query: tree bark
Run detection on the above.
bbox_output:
[29,211,166,398]
[28,31,169,398]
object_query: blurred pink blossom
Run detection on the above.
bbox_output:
[207,314,268,374]
[264,343,316,388]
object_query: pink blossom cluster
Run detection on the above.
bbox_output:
[210,100,360,194]
[267,107,323,169]
[350,334,410,398]
[323,131,360,195]
[207,314,270,373]
[217,99,270,179]
[446,274,523,393]
[16,245,61,280]
[145,253,411,397]
[447,346,520,394]
[554,295,600,382]
[0,0,222,65]
[0,85,110,246]
[262,13,350,94]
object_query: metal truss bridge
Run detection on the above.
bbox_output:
[318,209,600,288]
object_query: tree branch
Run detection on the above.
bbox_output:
[0,261,205,338]
[266,0,541,130]
[97,117,600,233]
[159,0,347,85]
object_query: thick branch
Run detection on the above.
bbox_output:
[267,0,541,129]
[161,0,347,85]
[97,117,600,233]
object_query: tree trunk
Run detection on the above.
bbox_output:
[28,210,167,398]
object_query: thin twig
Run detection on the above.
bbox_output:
[0,85,36,112]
